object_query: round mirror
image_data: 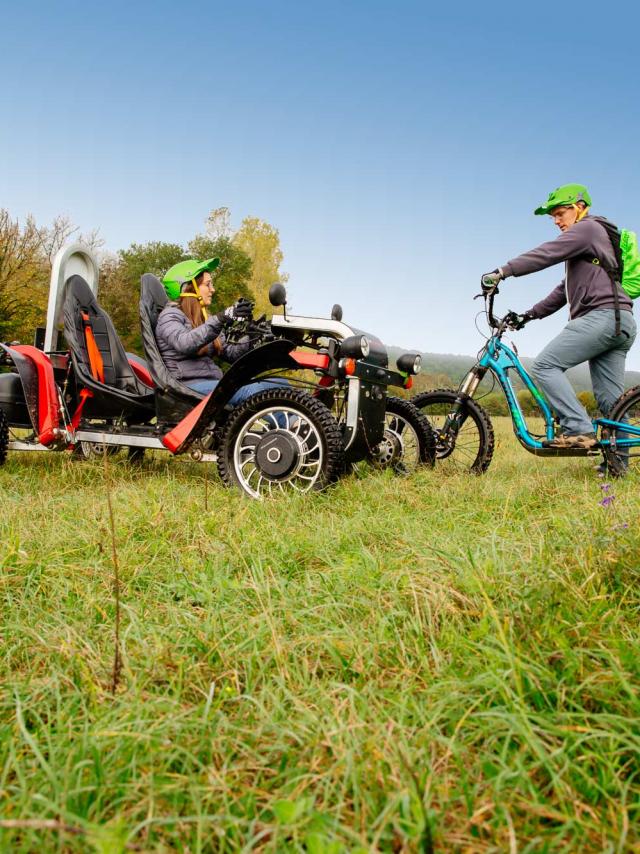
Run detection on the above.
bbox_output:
[269,282,287,307]
[331,303,343,322]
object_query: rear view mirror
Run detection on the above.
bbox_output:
[269,282,287,307]
[331,304,343,322]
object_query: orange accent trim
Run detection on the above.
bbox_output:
[403,376,413,390]
[343,358,356,376]
[71,387,93,431]
[128,358,154,388]
[291,350,331,370]
[13,345,60,445]
[161,392,212,454]
[81,312,105,383]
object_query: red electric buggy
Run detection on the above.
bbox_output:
[0,245,432,498]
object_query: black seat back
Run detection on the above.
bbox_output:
[139,274,202,421]
[63,275,153,415]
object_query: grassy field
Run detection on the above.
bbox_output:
[1,418,639,853]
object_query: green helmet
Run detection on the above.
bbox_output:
[162,257,220,300]
[534,184,592,216]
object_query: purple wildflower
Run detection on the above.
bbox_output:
[599,495,615,508]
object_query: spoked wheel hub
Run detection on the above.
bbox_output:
[370,397,435,474]
[373,429,403,466]
[254,430,302,479]
[218,388,344,499]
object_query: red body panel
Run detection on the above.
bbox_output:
[128,358,154,388]
[290,350,330,370]
[161,392,212,454]
[13,345,60,445]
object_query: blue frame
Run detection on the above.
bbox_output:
[477,335,640,449]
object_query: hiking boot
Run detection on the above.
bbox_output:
[543,432,598,449]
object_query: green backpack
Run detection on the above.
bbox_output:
[593,216,640,298]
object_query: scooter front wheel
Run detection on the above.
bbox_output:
[411,388,494,474]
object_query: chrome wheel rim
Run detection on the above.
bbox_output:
[233,406,324,498]
[373,411,421,473]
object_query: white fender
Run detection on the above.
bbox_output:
[44,243,100,352]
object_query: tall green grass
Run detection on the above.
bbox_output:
[1,420,639,852]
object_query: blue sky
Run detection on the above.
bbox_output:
[3,0,640,365]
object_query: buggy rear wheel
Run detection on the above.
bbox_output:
[217,388,344,498]
[74,441,120,460]
[602,385,640,477]
[371,396,436,473]
[0,408,8,465]
[412,389,494,474]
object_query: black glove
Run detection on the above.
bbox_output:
[217,298,254,325]
[481,269,504,294]
[504,310,534,330]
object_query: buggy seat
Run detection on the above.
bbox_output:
[139,274,204,423]
[63,275,154,421]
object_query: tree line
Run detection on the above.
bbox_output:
[0,206,287,352]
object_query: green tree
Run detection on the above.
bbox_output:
[99,241,186,351]
[187,235,253,311]
[577,390,598,416]
[233,216,288,316]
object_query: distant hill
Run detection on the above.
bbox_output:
[387,346,640,392]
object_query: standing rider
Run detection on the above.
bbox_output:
[482,184,637,449]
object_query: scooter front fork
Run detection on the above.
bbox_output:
[443,368,486,436]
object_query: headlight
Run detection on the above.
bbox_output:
[340,335,370,359]
[397,352,422,375]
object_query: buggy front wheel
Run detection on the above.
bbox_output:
[217,388,344,498]
[371,396,436,473]
[412,389,494,474]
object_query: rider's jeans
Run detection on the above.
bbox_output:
[532,309,637,436]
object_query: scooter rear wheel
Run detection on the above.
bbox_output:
[412,388,494,474]
[602,385,640,477]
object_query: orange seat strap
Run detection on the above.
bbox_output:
[81,312,105,383]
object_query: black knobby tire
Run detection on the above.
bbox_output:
[0,408,8,466]
[217,387,344,498]
[412,388,494,474]
[372,396,436,473]
[602,384,640,477]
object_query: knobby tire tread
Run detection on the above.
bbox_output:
[602,383,640,477]
[412,388,495,473]
[217,387,344,493]
[385,396,437,467]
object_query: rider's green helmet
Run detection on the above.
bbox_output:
[534,183,592,216]
[162,257,220,300]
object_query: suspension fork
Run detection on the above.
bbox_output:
[442,367,487,436]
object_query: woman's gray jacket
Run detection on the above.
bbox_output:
[155,304,250,382]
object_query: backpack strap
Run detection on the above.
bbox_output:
[591,216,624,337]
[81,311,105,382]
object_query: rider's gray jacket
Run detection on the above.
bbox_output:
[500,216,633,320]
[155,303,250,382]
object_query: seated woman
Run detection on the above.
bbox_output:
[156,258,280,403]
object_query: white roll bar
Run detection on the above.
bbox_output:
[44,243,100,352]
